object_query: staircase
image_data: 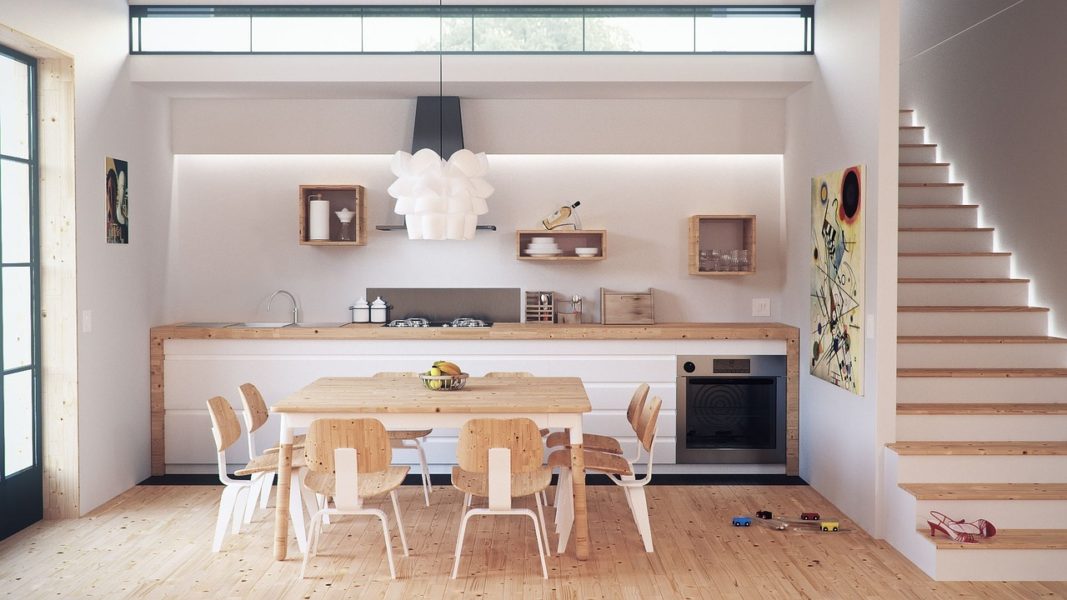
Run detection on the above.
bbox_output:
[884,109,1067,581]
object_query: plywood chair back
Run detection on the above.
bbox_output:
[483,371,533,377]
[636,395,663,453]
[206,396,242,453]
[457,418,544,475]
[238,383,270,434]
[372,371,419,378]
[304,418,392,477]
[626,383,650,431]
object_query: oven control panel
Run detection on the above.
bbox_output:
[677,355,785,377]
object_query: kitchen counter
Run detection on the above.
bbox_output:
[152,321,798,340]
[149,322,799,476]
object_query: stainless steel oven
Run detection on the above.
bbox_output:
[675,355,786,464]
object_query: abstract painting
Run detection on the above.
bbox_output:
[810,165,864,395]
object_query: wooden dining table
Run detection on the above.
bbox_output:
[269,375,594,561]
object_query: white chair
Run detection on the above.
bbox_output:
[299,418,410,579]
[451,418,552,579]
[237,383,308,520]
[549,396,662,553]
[205,396,310,553]
[372,373,434,506]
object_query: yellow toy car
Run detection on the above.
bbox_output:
[820,521,840,532]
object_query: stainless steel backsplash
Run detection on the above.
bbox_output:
[366,288,521,323]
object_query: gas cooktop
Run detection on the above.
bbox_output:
[383,317,492,328]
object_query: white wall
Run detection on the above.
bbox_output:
[164,154,784,324]
[901,0,1067,336]
[0,0,173,513]
[782,0,899,535]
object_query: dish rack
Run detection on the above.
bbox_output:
[524,291,555,324]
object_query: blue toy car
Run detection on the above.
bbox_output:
[732,516,752,527]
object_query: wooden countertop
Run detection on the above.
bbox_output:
[151,321,798,341]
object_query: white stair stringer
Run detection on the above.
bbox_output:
[886,110,1067,582]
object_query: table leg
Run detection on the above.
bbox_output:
[569,444,590,560]
[273,443,293,560]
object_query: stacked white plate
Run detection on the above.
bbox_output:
[525,236,561,256]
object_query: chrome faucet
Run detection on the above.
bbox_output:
[267,289,299,325]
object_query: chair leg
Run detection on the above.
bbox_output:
[534,492,550,554]
[628,486,654,552]
[526,510,549,579]
[259,472,274,509]
[244,474,263,524]
[289,472,308,553]
[300,508,325,579]
[451,509,476,579]
[231,486,249,534]
[554,468,571,532]
[212,485,239,552]
[390,490,410,557]
[556,472,575,555]
[374,509,397,580]
[415,438,431,506]
[464,492,472,508]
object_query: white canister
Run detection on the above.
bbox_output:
[350,297,370,323]
[369,296,388,323]
[308,195,330,240]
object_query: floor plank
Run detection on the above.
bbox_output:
[1,485,1065,598]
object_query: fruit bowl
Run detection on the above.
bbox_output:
[419,373,469,391]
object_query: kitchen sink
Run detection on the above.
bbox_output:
[227,322,293,328]
[176,322,238,328]
[288,322,344,328]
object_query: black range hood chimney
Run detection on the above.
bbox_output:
[412,96,464,158]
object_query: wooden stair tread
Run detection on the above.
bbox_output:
[898,305,1048,313]
[897,336,1067,343]
[899,227,993,232]
[887,441,1067,455]
[900,182,964,187]
[899,252,1009,257]
[898,278,1028,283]
[900,162,950,167]
[900,482,1067,500]
[899,204,977,209]
[898,368,1067,378]
[917,528,1067,550]
[898,403,1067,415]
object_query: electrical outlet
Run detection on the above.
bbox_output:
[752,298,771,317]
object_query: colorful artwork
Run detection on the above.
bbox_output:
[810,165,864,395]
[106,157,128,244]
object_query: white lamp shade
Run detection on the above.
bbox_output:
[388,149,492,240]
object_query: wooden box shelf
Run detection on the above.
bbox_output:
[688,215,756,276]
[516,230,606,261]
[299,185,366,246]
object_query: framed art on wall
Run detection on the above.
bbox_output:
[106,157,128,244]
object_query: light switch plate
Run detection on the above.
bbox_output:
[752,298,771,317]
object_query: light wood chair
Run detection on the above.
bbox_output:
[205,396,310,553]
[372,372,433,506]
[549,396,662,554]
[545,383,649,456]
[482,372,552,505]
[237,383,309,518]
[299,418,410,579]
[451,418,551,579]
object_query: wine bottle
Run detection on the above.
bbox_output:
[542,201,581,230]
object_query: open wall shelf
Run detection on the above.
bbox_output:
[688,215,756,276]
[516,230,606,261]
[299,185,366,246]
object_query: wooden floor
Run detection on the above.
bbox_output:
[1,485,1065,599]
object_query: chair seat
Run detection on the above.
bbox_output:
[544,431,623,455]
[387,429,433,440]
[451,466,552,498]
[547,448,633,476]
[262,433,307,454]
[302,466,410,498]
[234,451,306,476]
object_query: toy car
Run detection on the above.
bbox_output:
[732,516,752,527]
[800,512,821,521]
[756,510,773,519]
[821,521,840,532]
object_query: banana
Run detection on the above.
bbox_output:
[433,360,462,376]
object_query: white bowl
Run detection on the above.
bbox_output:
[531,237,555,244]
[526,244,560,251]
[575,247,598,256]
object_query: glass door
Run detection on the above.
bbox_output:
[0,45,41,540]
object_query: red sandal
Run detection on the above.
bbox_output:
[927,511,979,543]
